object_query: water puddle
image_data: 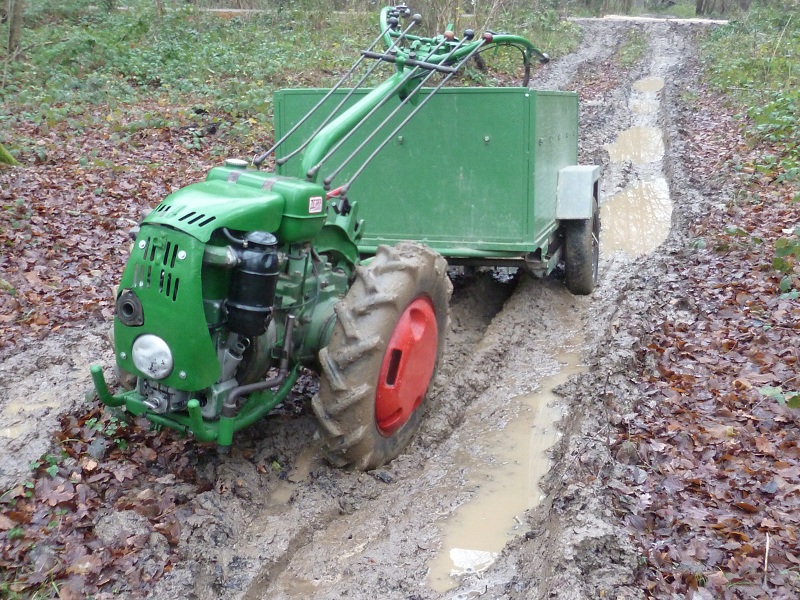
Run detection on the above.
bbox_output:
[0,422,32,439]
[0,393,61,439]
[630,99,659,115]
[601,73,673,257]
[4,393,60,415]
[606,126,664,164]
[268,445,317,506]
[630,76,663,115]
[427,351,585,593]
[632,76,664,93]
[601,178,672,257]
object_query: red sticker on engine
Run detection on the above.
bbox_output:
[309,196,323,214]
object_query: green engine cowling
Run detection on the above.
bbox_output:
[91,163,358,449]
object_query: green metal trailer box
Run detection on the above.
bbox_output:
[274,87,579,260]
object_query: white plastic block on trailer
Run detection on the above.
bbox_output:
[556,165,600,220]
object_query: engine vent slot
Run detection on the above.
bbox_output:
[152,205,217,230]
[132,237,182,302]
[175,210,216,228]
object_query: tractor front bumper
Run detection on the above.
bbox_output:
[90,365,299,451]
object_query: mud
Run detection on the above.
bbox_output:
[427,348,580,593]
[0,17,723,600]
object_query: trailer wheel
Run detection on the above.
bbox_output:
[312,242,452,471]
[564,199,600,295]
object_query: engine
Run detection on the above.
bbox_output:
[121,229,281,419]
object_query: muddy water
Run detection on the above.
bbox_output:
[631,98,660,115]
[267,446,317,505]
[606,126,664,164]
[0,393,61,439]
[0,422,32,439]
[4,394,60,415]
[632,76,665,93]
[601,178,672,256]
[427,349,585,592]
[601,75,673,258]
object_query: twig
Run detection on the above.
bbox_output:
[19,37,71,55]
[602,370,612,448]
[768,16,792,79]
[763,532,770,587]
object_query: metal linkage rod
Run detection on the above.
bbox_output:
[274,15,422,169]
[360,50,457,73]
[306,18,455,182]
[322,31,472,190]
[252,19,402,168]
[336,33,493,197]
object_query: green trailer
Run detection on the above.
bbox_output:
[274,86,598,283]
[92,4,600,471]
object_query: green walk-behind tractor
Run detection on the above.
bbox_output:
[91,5,601,470]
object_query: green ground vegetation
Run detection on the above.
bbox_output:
[0,0,579,159]
[702,2,800,181]
[0,143,18,166]
[701,2,800,293]
[616,27,648,67]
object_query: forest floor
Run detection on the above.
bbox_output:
[1,16,799,600]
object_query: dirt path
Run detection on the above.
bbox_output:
[1,18,723,599]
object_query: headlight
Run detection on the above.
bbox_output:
[132,334,173,380]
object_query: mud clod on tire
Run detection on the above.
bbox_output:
[312,242,452,471]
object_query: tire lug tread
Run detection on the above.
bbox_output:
[312,243,451,471]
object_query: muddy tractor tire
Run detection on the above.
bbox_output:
[564,198,600,295]
[312,242,452,471]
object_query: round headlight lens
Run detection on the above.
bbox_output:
[131,334,173,380]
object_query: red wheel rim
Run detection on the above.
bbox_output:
[375,296,438,437]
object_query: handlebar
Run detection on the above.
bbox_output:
[255,4,551,179]
[378,4,550,74]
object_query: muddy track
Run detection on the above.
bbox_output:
[0,18,720,600]
[152,19,706,599]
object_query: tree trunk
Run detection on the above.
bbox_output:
[7,0,24,57]
[0,142,19,166]
[696,0,717,15]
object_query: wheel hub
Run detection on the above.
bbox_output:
[375,296,438,436]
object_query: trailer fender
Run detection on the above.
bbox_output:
[556,165,601,220]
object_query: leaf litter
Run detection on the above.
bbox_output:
[609,82,800,597]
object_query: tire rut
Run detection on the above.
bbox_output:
[246,277,588,600]
[487,20,716,600]
[147,272,517,599]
